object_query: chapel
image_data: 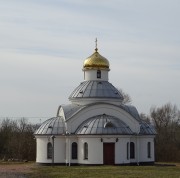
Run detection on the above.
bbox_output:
[34,41,156,165]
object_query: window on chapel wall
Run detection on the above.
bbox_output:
[84,142,88,160]
[72,142,78,159]
[97,70,101,78]
[147,142,151,158]
[47,142,52,159]
[130,142,135,159]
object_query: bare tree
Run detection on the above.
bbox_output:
[0,118,37,161]
[117,88,132,104]
[150,103,180,162]
[139,113,151,124]
[151,103,180,130]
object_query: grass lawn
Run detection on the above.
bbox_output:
[29,163,180,178]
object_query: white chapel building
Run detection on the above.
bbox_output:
[34,44,156,165]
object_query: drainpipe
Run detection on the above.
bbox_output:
[128,141,130,163]
[65,137,68,165]
[68,137,71,166]
[65,131,71,166]
[136,134,139,165]
[51,135,55,166]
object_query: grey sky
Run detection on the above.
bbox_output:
[0,0,180,122]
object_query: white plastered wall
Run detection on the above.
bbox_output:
[35,135,155,164]
[36,136,66,163]
[138,136,155,162]
[78,137,103,164]
[115,137,131,164]
[77,136,139,165]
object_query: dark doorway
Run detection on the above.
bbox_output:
[103,143,115,165]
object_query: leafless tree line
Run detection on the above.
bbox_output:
[0,118,38,161]
[141,103,180,162]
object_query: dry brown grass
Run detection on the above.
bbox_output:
[0,162,34,178]
[0,162,180,178]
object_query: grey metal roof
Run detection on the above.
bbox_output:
[139,121,156,135]
[120,105,141,121]
[75,114,133,135]
[69,81,124,100]
[61,104,85,120]
[60,103,141,122]
[34,117,66,135]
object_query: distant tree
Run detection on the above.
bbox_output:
[150,103,180,162]
[117,88,132,104]
[0,118,37,161]
[139,113,151,124]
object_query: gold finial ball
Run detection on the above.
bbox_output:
[83,50,110,70]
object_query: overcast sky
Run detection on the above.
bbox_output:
[0,0,180,123]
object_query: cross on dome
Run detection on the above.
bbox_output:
[83,39,110,70]
[95,38,98,52]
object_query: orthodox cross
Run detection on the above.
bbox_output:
[95,38,98,52]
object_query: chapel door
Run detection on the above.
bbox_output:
[103,143,115,165]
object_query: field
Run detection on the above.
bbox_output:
[0,162,180,178]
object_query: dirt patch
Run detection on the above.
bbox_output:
[0,162,34,178]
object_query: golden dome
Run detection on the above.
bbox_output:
[83,49,110,70]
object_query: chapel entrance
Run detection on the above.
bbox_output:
[103,143,115,165]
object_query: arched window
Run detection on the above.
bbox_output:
[47,142,52,159]
[130,142,135,159]
[72,142,78,159]
[147,142,151,158]
[97,70,101,78]
[127,142,129,160]
[84,142,88,160]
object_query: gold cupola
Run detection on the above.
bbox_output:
[83,39,110,70]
